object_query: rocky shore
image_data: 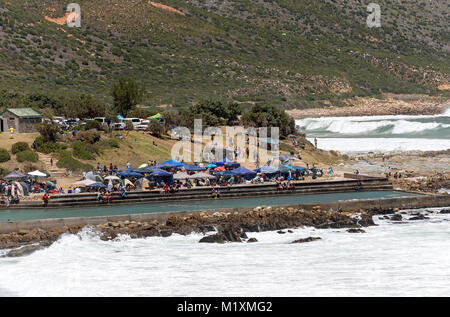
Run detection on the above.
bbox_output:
[287,96,449,118]
[4,203,445,257]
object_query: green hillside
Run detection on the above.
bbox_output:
[0,0,448,110]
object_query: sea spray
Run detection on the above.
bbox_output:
[0,208,449,296]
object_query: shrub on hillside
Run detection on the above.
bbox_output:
[16,150,39,163]
[0,148,11,163]
[72,141,95,160]
[11,142,30,154]
[0,167,10,178]
[83,120,103,131]
[35,136,67,154]
[147,119,165,137]
[56,150,93,172]
[76,130,101,144]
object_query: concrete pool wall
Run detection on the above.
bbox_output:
[0,193,448,234]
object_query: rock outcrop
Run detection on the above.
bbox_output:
[291,237,322,244]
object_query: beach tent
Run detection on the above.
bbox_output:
[45,181,57,189]
[73,179,96,187]
[85,172,103,183]
[19,181,30,196]
[123,179,135,188]
[148,169,172,177]
[254,166,278,174]
[12,182,24,197]
[156,159,184,169]
[189,172,216,179]
[3,171,28,179]
[279,164,296,173]
[148,113,162,120]
[28,170,49,178]
[173,172,190,180]
[183,164,204,172]
[231,166,257,177]
[138,163,149,169]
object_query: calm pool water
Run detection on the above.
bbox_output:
[0,191,421,222]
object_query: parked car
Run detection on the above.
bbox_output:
[111,121,126,130]
[135,119,149,131]
[123,118,143,130]
[94,117,111,127]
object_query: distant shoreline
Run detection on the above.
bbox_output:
[288,97,449,119]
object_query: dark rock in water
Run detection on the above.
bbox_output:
[347,228,366,233]
[390,214,403,221]
[199,226,243,243]
[358,214,375,227]
[199,234,225,244]
[400,211,408,215]
[409,214,429,220]
[383,216,390,219]
[222,227,243,242]
[288,230,294,233]
[375,208,395,215]
[439,208,450,214]
[291,237,321,244]
[7,245,43,257]
[277,230,286,234]
[247,238,258,243]
[135,227,160,238]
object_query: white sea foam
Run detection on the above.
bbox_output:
[306,137,450,153]
[0,209,449,296]
[296,112,450,152]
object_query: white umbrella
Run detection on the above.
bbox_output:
[173,172,190,180]
[189,172,216,179]
[104,175,121,181]
[28,170,49,178]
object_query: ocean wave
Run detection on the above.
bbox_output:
[296,116,450,136]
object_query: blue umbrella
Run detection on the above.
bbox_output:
[254,165,278,174]
[118,171,145,178]
[216,170,237,177]
[231,166,257,176]
[183,164,205,172]
[148,168,172,177]
[156,159,185,169]
[205,163,217,168]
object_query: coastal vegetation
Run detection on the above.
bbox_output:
[0,0,448,113]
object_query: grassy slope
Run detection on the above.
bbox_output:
[0,0,448,110]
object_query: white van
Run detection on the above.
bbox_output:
[94,117,111,127]
[123,118,142,130]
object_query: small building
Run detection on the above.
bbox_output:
[0,108,43,133]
